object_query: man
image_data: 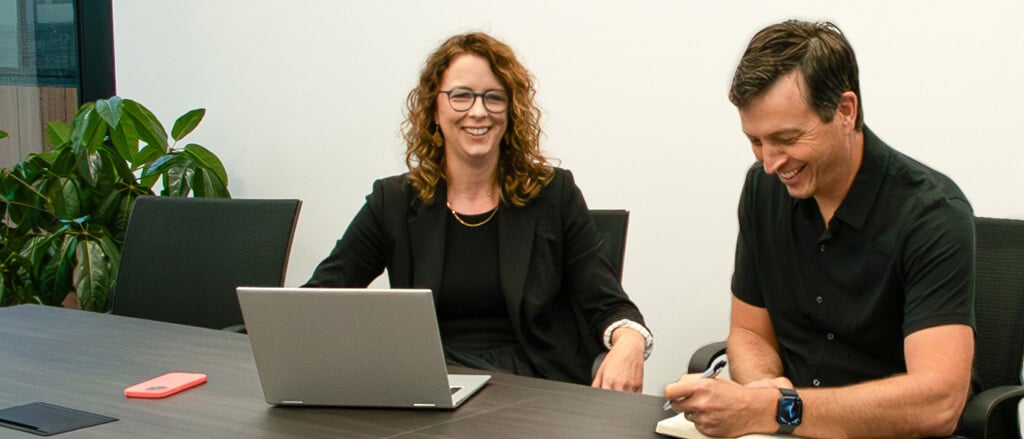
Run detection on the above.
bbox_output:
[665,20,975,438]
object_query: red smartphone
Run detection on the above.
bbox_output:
[124,372,207,398]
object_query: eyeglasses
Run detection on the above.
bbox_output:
[439,87,509,113]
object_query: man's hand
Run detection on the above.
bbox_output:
[664,374,778,437]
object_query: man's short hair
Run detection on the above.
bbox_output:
[729,20,864,130]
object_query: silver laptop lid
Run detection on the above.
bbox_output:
[237,287,488,408]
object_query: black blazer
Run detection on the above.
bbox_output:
[306,168,648,384]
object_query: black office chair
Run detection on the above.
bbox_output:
[686,216,1024,439]
[587,209,630,378]
[957,217,1024,439]
[590,209,630,281]
[110,196,302,331]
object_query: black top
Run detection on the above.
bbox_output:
[732,127,975,388]
[439,210,537,376]
[438,208,517,350]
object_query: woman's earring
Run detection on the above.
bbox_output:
[431,124,444,148]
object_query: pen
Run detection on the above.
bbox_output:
[663,358,727,411]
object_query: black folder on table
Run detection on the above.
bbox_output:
[0,402,117,436]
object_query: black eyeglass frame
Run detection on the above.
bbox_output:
[439,88,509,113]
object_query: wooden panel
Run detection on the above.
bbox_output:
[15,86,41,156]
[0,85,78,168]
[0,86,18,168]
[39,86,78,148]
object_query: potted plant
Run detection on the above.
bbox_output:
[0,97,230,312]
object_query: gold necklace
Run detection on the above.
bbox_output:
[446,201,499,227]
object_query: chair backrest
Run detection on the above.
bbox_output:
[590,209,630,281]
[110,196,302,330]
[972,216,1024,391]
[586,209,631,378]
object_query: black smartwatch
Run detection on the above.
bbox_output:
[776,388,802,434]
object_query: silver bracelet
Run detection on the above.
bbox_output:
[603,319,654,359]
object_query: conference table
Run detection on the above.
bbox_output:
[0,305,673,438]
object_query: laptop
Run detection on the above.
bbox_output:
[236,287,490,409]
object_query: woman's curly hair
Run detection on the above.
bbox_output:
[402,32,553,207]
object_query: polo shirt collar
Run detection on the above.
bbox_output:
[832,126,889,230]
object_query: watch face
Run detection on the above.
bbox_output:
[777,395,803,425]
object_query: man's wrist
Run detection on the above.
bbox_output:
[755,387,786,434]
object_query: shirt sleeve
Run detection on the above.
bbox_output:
[900,197,975,335]
[731,164,766,307]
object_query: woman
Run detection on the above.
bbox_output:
[306,32,652,392]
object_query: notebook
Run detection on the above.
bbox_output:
[236,287,490,409]
[656,413,779,438]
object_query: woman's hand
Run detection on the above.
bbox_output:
[591,327,645,393]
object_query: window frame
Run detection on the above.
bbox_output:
[0,0,115,103]
[77,0,115,103]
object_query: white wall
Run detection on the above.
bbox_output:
[112,0,1024,395]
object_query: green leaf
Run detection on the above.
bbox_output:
[161,163,191,197]
[50,177,82,220]
[69,103,97,150]
[75,148,103,187]
[122,99,168,151]
[45,121,72,148]
[21,235,52,274]
[141,152,186,178]
[95,96,124,128]
[92,190,122,226]
[109,117,139,163]
[183,143,228,186]
[38,234,77,306]
[84,119,109,152]
[188,167,207,197]
[0,278,8,306]
[171,108,205,141]
[133,144,164,170]
[111,191,138,241]
[3,178,39,229]
[0,129,7,140]
[97,233,121,296]
[74,238,113,312]
[67,103,110,153]
[51,148,77,176]
[188,167,231,198]
[99,146,135,183]
[139,171,158,190]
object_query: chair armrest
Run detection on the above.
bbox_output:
[688,341,727,374]
[955,384,1024,439]
[222,324,247,333]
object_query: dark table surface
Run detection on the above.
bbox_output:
[0,304,673,438]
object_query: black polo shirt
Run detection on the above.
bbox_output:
[732,127,975,388]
